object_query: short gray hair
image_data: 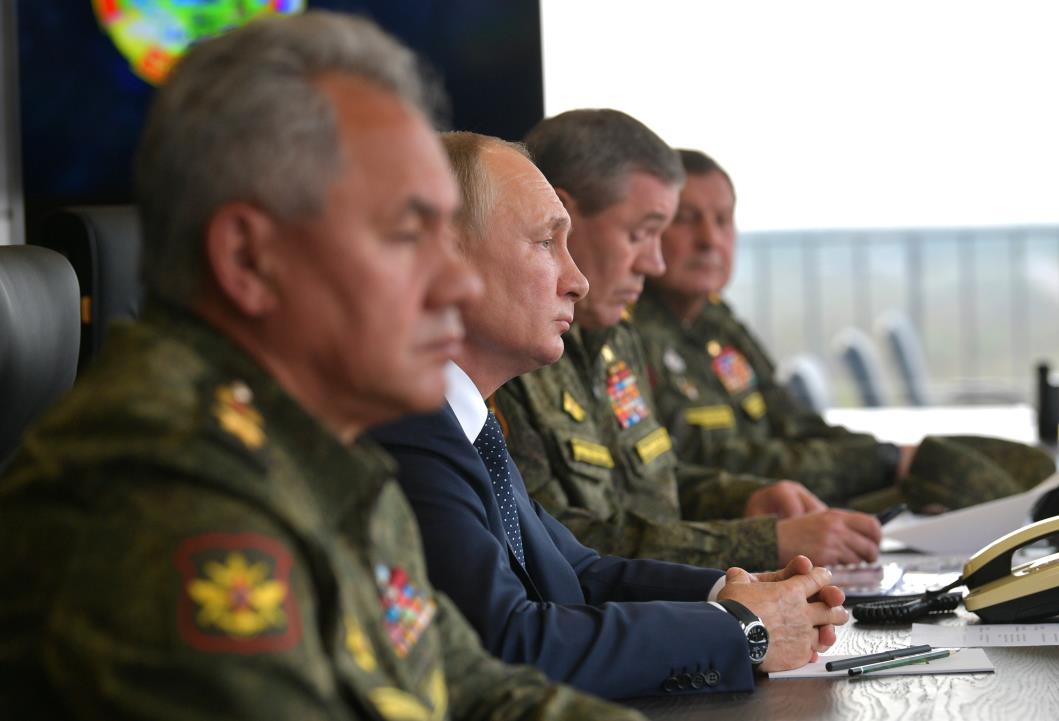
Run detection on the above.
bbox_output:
[135,11,439,301]
[439,131,530,247]
[524,109,684,216]
[677,148,735,199]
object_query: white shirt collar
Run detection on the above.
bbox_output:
[444,361,488,443]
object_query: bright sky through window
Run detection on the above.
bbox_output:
[541,1,1059,231]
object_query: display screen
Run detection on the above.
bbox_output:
[17,0,542,219]
[92,0,306,85]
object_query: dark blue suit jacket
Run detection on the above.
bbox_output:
[370,404,753,699]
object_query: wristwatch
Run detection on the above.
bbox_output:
[717,599,769,665]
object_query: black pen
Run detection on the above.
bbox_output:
[875,503,908,526]
[825,644,932,672]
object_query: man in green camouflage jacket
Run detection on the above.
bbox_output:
[636,287,902,506]
[0,15,643,721]
[495,110,882,572]
[632,150,903,508]
[633,150,1054,512]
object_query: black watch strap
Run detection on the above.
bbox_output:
[717,599,769,665]
[717,599,758,625]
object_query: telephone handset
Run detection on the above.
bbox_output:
[962,515,1059,622]
[853,515,1059,623]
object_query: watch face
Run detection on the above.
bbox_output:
[747,623,769,662]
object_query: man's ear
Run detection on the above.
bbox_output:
[553,187,579,218]
[203,203,283,317]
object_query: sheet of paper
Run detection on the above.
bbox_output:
[823,405,1038,446]
[911,623,1059,647]
[883,472,1059,554]
[768,648,993,679]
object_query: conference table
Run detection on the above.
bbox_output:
[626,404,1059,720]
[626,596,1059,721]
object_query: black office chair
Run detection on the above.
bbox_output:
[35,206,143,373]
[876,309,1023,406]
[832,326,890,407]
[777,354,832,413]
[875,310,931,406]
[0,245,81,468]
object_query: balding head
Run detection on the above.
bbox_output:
[440,131,533,248]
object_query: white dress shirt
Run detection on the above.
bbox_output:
[445,361,489,443]
[442,361,728,603]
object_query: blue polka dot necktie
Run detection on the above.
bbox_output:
[473,412,526,567]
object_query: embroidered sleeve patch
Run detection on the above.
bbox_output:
[175,533,301,654]
[635,427,673,464]
[711,347,757,395]
[569,438,615,468]
[685,405,736,429]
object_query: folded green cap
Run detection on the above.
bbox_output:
[900,435,1056,512]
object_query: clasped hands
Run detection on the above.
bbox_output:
[717,554,847,673]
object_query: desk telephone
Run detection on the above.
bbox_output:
[853,515,1059,623]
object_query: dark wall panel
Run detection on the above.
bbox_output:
[17,1,543,224]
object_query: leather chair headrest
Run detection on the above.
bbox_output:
[37,206,142,372]
[0,245,81,463]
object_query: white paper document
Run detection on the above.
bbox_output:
[883,472,1059,554]
[768,648,994,679]
[911,623,1059,647]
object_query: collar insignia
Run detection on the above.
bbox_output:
[562,390,587,422]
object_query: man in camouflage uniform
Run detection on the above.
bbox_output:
[633,149,1055,512]
[0,15,642,721]
[495,110,882,572]
[634,150,903,508]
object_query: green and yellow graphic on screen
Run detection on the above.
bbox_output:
[92,0,306,85]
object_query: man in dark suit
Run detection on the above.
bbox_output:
[370,132,848,700]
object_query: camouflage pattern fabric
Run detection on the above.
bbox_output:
[494,321,779,572]
[900,435,1056,512]
[0,303,644,721]
[633,286,899,504]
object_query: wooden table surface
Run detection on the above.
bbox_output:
[626,608,1059,721]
